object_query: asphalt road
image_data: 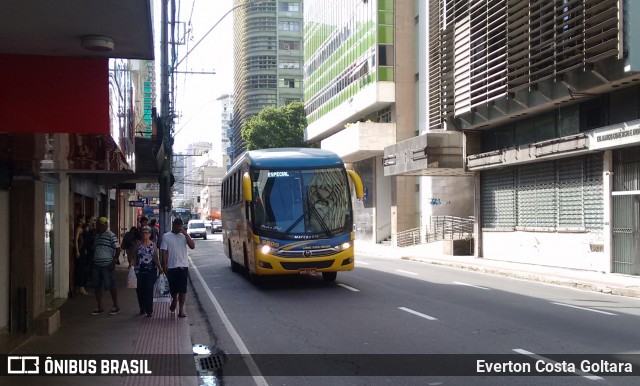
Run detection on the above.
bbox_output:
[187,234,640,386]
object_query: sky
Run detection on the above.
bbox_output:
[155,0,236,164]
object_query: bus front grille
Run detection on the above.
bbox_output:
[281,260,334,270]
[276,249,337,258]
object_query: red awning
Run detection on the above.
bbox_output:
[0,55,109,135]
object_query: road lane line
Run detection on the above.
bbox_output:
[399,307,438,321]
[453,281,490,290]
[551,302,617,316]
[396,269,419,276]
[189,256,269,386]
[337,283,360,292]
[513,348,603,381]
[357,261,370,265]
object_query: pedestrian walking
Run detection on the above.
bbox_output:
[160,218,195,318]
[148,218,159,244]
[136,216,149,241]
[129,226,164,317]
[73,215,89,295]
[89,217,121,315]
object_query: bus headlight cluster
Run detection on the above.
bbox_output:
[340,242,351,250]
[260,245,271,254]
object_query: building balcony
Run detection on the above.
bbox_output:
[321,121,396,163]
[306,81,395,142]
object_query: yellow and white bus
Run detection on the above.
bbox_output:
[221,148,364,283]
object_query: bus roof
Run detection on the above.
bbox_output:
[235,148,345,170]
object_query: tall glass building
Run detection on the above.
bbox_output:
[231,0,304,162]
[303,0,418,244]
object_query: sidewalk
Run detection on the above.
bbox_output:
[0,266,197,386]
[355,240,640,298]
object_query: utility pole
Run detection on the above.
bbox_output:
[159,0,173,235]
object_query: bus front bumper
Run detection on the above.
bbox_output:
[253,246,355,275]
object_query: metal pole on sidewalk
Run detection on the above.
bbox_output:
[159,0,172,236]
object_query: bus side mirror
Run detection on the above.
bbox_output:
[346,170,364,200]
[242,172,252,202]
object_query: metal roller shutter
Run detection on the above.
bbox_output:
[481,154,603,231]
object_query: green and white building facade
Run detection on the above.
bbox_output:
[304,0,423,244]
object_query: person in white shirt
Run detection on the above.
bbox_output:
[160,218,195,317]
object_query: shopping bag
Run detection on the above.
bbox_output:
[127,267,137,289]
[154,273,171,297]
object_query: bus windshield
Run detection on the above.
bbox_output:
[251,167,351,237]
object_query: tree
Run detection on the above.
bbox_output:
[241,101,312,150]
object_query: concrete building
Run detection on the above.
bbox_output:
[386,0,640,275]
[231,0,305,162]
[197,161,225,220]
[217,93,234,169]
[303,0,419,244]
[173,152,186,196]
[184,142,212,209]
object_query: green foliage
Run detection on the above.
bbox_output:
[241,101,312,150]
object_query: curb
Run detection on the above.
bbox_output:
[401,256,640,299]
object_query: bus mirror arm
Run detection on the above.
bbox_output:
[346,170,364,200]
[242,172,253,202]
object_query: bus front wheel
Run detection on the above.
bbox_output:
[322,272,337,282]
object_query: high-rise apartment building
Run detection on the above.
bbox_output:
[385,0,640,275]
[217,93,234,169]
[231,0,304,162]
[303,0,419,244]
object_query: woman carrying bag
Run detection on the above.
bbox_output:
[128,226,164,317]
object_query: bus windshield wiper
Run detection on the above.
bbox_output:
[307,199,333,237]
[284,212,305,234]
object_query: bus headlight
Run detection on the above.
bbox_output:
[260,245,271,254]
[341,242,351,250]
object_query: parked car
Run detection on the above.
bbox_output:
[186,220,207,240]
[211,219,222,233]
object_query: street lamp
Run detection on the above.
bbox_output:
[173,0,269,70]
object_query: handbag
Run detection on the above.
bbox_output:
[154,273,171,297]
[127,267,137,289]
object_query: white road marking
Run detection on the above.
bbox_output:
[399,307,438,321]
[453,281,490,290]
[551,302,617,316]
[337,283,360,292]
[189,256,269,386]
[357,261,370,265]
[513,348,603,381]
[396,269,419,276]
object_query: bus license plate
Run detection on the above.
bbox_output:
[298,269,316,275]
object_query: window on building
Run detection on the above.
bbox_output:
[279,2,300,12]
[279,59,300,69]
[379,45,394,66]
[280,78,300,88]
[279,40,300,50]
[278,21,300,31]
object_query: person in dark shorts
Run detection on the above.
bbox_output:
[90,217,121,315]
[160,218,195,317]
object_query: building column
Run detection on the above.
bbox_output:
[55,173,70,299]
[0,190,10,332]
[391,176,418,246]
[603,150,613,273]
[474,172,483,258]
[10,177,45,333]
